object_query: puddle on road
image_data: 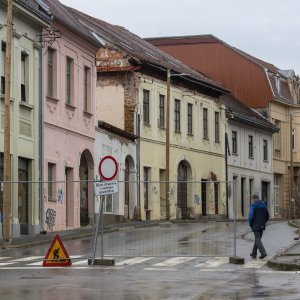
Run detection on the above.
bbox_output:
[195,271,299,300]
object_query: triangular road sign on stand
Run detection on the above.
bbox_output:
[43,234,72,267]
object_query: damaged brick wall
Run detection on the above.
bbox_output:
[96,47,141,134]
[96,48,131,70]
[97,71,140,134]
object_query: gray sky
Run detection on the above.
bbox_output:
[60,0,300,75]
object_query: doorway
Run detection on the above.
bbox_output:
[65,167,73,227]
[124,155,135,220]
[177,161,192,219]
[159,169,166,219]
[201,179,207,216]
[18,158,29,234]
[79,149,94,226]
[262,181,269,205]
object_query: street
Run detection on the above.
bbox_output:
[0,220,299,299]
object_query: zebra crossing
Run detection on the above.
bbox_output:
[0,255,269,270]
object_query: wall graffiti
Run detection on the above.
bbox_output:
[45,208,56,231]
[57,189,63,205]
[194,194,200,205]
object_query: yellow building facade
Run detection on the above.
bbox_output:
[139,75,227,220]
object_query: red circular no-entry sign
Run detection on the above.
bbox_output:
[98,156,118,181]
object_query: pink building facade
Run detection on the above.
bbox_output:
[42,1,99,231]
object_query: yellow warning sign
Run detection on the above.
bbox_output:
[43,234,72,267]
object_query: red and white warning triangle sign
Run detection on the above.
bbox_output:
[43,234,72,267]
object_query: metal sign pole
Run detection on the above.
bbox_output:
[233,181,237,258]
[100,195,104,260]
[92,195,102,265]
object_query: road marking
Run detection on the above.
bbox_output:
[25,255,84,266]
[72,259,88,265]
[0,266,297,273]
[0,262,17,266]
[0,255,275,271]
[153,257,195,267]
[11,256,44,262]
[194,257,229,268]
[145,267,176,271]
[243,259,267,269]
[0,266,125,270]
[27,260,43,266]
[116,257,153,266]
[70,255,84,259]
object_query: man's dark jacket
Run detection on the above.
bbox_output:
[248,200,269,231]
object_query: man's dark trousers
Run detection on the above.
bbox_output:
[251,230,267,257]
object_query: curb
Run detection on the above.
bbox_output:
[267,239,300,271]
[267,257,300,271]
[288,220,300,229]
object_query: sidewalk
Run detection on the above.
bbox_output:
[0,220,161,249]
[267,219,300,271]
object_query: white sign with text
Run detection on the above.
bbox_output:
[94,181,118,196]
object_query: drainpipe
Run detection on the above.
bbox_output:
[166,69,171,219]
[136,113,141,219]
[39,33,45,232]
[225,132,229,219]
[290,110,294,219]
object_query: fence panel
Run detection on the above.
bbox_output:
[0,180,235,258]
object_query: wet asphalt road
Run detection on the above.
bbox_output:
[0,220,299,300]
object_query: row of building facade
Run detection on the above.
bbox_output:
[0,0,298,238]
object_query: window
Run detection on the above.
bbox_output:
[48,163,55,201]
[248,135,253,158]
[143,89,150,125]
[232,131,237,154]
[66,56,74,105]
[187,103,193,134]
[175,99,181,132]
[203,108,208,139]
[83,66,91,112]
[144,167,150,210]
[215,112,220,142]
[263,139,268,161]
[1,42,6,94]
[104,194,113,213]
[274,120,281,150]
[21,52,28,102]
[159,94,165,128]
[275,75,281,95]
[292,128,296,150]
[47,48,54,97]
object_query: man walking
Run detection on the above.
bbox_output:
[248,194,269,259]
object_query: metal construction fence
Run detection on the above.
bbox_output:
[0,180,237,258]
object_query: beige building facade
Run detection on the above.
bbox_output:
[0,1,51,237]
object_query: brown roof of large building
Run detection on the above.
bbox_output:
[62,7,229,94]
[147,34,293,105]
